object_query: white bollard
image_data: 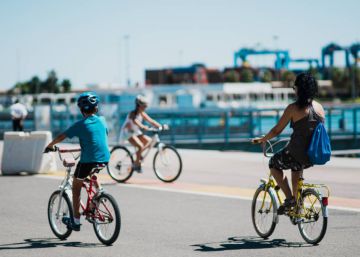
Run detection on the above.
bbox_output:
[1,131,57,174]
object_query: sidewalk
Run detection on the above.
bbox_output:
[1,141,360,211]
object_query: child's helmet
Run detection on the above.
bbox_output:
[77,92,99,111]
[135,95,148,106]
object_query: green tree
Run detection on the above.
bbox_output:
[9,82,25,94]
[29,76,41,94]
[355,67,360,97]
[260,70,273,82]
[281,70,296,87]
[330,67,351,96]
[61,79,72,93]
[224,70,240,83]
[239,69,254,82]
[8,70,72,94]
[42,70,59,93]
[308,68,322,80]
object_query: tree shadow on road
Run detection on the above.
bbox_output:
[0,238,106,250]
[191,236,313,252]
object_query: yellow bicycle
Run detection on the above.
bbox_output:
[251,139,330,245]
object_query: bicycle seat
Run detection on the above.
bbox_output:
[63,158,76,167]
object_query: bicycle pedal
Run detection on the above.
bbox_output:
[62,216,71,225]
[295,218,303,224]
[86,216,95,224]
[291,217,302,225]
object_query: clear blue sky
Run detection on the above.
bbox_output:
[0,0,359,90]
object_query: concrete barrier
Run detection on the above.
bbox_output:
[1,131,57,174]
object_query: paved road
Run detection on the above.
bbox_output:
[0,176,360,257]
[0,147,360,256]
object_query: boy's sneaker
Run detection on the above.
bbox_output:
[62,216,81,231]
[277,198,295,215]
[133,164,143,173]
[71,223,81,231]
[62,216,71,226]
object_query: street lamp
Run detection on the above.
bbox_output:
[273,35,279,50]
[124,35,130,87]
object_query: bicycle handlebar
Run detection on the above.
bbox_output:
[58,148,81,153]
[44,145,81,153]
[44,145,81,163]
[43,145,58,153]
[262,140,274,158]
[252,138,290,158]
[147,125,169,133]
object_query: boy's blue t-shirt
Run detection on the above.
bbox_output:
[64,115,110,163]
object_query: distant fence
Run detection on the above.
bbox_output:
[1,104,358,150]
[39,104,360,147]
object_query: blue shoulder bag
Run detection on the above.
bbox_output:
[307,121,331,165]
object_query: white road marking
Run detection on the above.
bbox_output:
[36,174,360,213]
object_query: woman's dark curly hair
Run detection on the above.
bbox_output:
[294,72,318,108]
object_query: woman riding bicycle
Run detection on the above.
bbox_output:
[119,95,165,173]
[252,72,325,214]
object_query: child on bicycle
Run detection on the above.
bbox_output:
[119,95,165,173]
[45,92,110,231]
[252,73,325,214]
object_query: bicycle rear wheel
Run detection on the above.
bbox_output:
[48,190,73,240]
[153,145,182,183]
[107,146,134,183]
[298,189,328,245]
[251,186,278,238]
[93,193,121,245]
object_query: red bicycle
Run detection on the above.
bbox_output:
[46,147,121,245]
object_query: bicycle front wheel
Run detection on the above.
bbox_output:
[93,193,121,246]
[153,145,182,183]
[251,186,278,239]
[48,190,73,240]
[107,146,134,183]
[298,189,328,245]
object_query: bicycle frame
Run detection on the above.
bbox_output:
[259,174,330,223]
[125,130,165,162]
[259,139,330,220]
[252,139,330,244]
[295,180,330,218]
[144,131,166,157]
[81,174,114,223]
[54,148,113,222]
[56,167,73,219]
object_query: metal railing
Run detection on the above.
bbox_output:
[30,104,360,146]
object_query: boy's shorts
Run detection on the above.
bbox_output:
[74,162,108,179]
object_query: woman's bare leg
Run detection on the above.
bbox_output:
[270,168,292,200]
[138,135,151,157]
[128,136,144,166]
[291,170,303,202]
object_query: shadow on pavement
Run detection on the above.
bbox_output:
[191,236,312,251]
[0,173,38,177]
[0,238,105,250]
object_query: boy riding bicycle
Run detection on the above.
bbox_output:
[45,92,110,231]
